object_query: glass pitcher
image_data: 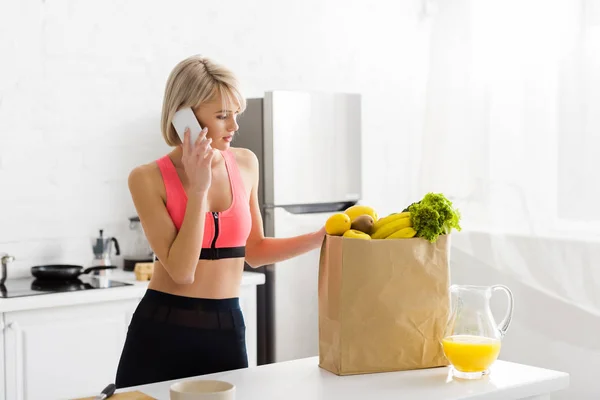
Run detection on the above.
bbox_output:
[442,284,514,379]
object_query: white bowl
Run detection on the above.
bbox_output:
[169,379,235,400]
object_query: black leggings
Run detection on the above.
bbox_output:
[115,289,248,389]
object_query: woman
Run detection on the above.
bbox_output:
[115,55,325,388]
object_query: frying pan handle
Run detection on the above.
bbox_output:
[111,237,121,256]
[83,266,116,274]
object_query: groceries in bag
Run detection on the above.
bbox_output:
[324,192,461,242]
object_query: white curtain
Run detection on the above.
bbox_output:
[416,0,600,313]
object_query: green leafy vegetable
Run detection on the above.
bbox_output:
[402,201,419,213]
[407,193,461,243]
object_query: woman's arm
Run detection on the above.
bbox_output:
[243,151,326,268]
[128,166,208,284]
[129,129,215,284]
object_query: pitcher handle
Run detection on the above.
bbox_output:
[491,284,514,338]
[111,237,121,256]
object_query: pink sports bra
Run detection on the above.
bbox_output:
[156,150,252,260]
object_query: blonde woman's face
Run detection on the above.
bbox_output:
[193,95,240,151]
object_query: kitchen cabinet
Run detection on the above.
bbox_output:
[3,298,140,400]
[239,283,258,368]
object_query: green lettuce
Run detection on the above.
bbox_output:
[407,193,461,243]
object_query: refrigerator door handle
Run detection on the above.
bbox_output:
[263,202,356,215]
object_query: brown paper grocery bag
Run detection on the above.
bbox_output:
[318,234,451,375]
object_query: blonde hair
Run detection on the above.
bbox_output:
[160,55,246,146]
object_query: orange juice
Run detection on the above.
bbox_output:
[442,335,501,373]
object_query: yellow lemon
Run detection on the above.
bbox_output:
[342,229,372,240]
[325,213,351,236]
[344,205,378,222]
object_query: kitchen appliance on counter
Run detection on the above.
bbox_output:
[0,253,15,285]
[235,90,362,365]
[92,229,121,268]
[0,276,132,299]
[123,216,155,271]
[31,264,115,280]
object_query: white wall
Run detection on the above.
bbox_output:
[0,0,432,277]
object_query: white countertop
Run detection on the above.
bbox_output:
[119,356,569,400]
[0,269,265,313]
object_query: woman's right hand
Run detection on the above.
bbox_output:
[181,127,215,195]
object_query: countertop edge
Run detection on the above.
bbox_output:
[111,357,571,400]
[0,270,266,313]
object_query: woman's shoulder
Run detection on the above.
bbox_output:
[229,147,259,172]
[128,160,165,196]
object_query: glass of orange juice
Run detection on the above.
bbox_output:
[442,284,514,379]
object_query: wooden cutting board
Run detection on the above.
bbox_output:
[75,390,156,400]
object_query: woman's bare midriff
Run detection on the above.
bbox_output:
[147,258,245,299]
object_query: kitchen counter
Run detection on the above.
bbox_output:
[0,269,265,313]
[0,269,266,400]
[117,356,569,400]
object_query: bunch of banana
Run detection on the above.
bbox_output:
[370,212,417,239]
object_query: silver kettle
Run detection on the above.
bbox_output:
[0,253,15,285]
[92,229,121,267]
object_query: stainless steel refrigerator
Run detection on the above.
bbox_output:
[235,90,362,364]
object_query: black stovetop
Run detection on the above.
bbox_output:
[0,276,133,299]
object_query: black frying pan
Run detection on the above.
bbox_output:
[31,264,116,281]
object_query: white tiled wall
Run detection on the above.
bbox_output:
[0,0,431,277]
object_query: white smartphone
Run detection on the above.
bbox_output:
[172,107,203,144]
